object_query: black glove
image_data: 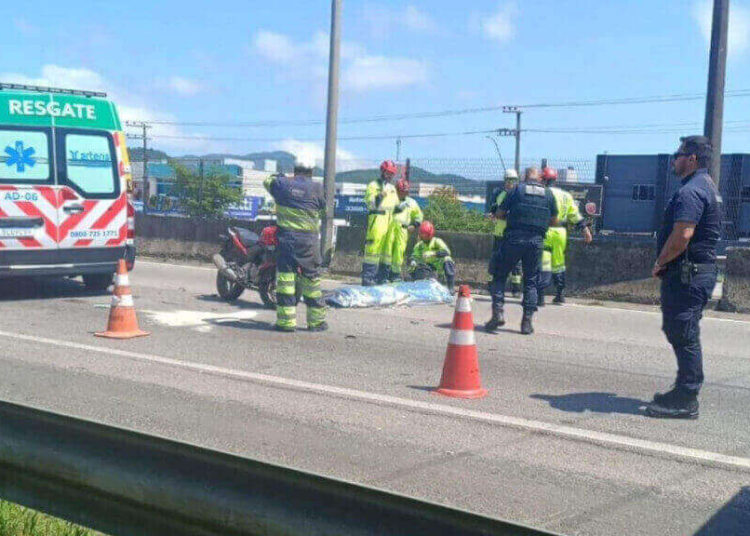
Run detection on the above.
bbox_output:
[436,250,449,258]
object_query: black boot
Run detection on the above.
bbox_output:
[552,290,565,304]
[646,387,699,419]
[511,283,521,298]
[538,292,546,307]
[485,310,505,333]
[520,313,534,335]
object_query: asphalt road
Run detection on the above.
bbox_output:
[1,259,749,536]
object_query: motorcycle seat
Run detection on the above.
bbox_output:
[232,227,259,247]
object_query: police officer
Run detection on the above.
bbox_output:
[488,169,523,297]
[263,156,327,333]
[362,161,399,286]
[485,167,558,335]
[647,136,721,419]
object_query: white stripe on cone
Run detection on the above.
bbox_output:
[116,274,130,287]
[456,297,472,312]
[448,329,476,346]
[111,294,134,308]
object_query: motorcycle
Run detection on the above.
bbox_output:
[212,225,285,308]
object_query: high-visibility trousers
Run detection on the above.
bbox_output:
[545,226,568,273]
[276,230,326,330]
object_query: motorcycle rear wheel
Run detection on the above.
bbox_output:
[216,272,244,302]
[258,279,277,309]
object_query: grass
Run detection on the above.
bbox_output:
[0,501,102,536]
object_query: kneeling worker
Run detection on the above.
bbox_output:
[409,221,455,290]
[263,156,327,332]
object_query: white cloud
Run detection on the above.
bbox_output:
[476,2,517,44]
[161,76,203,96]
[345,56,428,91]
[275,139,367,172]
[252,30,428,92]
[363,4,439,34]
[693,0,750,56]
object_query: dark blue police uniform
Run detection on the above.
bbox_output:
[490,182,558,316]
[657,168,721,393]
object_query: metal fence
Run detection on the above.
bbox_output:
[128,155,597,219]
[0,399,557,536]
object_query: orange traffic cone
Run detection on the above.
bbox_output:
[95,259,149,339]
[435,285,487,399]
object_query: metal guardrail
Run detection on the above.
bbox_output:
[0,400,559,536]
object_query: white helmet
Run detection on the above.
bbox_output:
[295,153,317,170]
[504,169,519,180]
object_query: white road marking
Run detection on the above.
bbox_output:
[565,302,750,325]
[1,328,750,473]
[141,309,259,333]
[138,260,216,272]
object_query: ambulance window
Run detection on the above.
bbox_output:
[0,129,52,183]
[64,134,116,195]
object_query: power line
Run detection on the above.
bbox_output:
[123,89,750,129]
[136,120,750,143]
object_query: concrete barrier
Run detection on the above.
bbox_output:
[135,214,268,262]
[719,247,750,313]
[331,226,661,303]
[136,215,747,310]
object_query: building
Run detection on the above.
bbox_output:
[596,153,750,239]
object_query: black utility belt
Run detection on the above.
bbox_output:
[665,261,715,273]
[665,260,715,285]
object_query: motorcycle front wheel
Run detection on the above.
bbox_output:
[216,272,244,302]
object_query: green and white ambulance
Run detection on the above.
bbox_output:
[0,84,136,289]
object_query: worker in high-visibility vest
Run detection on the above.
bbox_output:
[387,179,423,281]
[538,166,593,304]
[362,161,399,286]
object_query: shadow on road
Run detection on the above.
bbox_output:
[530,392,646,416]
[0,277,109,301]
[204,318,274,331]
[694,487,750,535]
[195,293,269,310]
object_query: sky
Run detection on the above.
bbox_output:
[2,0,750,171]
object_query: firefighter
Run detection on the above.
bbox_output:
[263,156,327,332]
[409,221,455,290]
[362,160,399,286]
[539,167,593,304]
[388,179,423,281]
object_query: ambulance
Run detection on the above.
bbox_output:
[0,84,136,290]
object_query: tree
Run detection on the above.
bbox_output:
[171,161,243,219]
[423,187,492,234]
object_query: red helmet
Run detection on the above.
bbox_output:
[259,225,278,247]
[396,179,410,195]
[541,167,558,182]
[380,160,398,176]
[418,221,435,241]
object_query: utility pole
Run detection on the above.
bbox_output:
[396,137,402,161]
[321,0,342,265]
[125,121,151,213]
[704,0,729,187]
[503,106,522,173]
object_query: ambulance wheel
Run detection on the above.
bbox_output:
[83,273,114,291]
